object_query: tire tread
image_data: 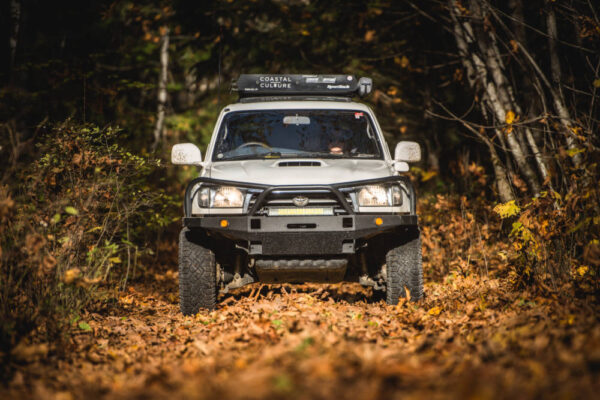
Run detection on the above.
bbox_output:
[179,228,217,314]
[385,236,423,305]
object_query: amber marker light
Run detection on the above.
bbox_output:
[220,219,229,228]
[375,217,383,226]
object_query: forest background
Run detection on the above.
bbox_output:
[0,0,599,398]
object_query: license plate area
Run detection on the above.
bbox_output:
[267,207,334,216]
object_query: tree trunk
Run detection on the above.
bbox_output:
[487,130,514,203]
[449,5,514,202]
[482,18,550,183]
[9,0,21,82]
[451,1,541,195]
[546,2,582,167]
[153,27,170,151]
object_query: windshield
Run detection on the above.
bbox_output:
[212,109,382,161]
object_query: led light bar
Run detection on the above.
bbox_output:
[234,74,372,98]
[267,207,334,216]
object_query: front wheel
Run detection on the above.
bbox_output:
[179,228,217,314]
[385,235,423,304]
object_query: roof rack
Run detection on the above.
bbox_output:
[233,74,373,98]
[238,96,353,103]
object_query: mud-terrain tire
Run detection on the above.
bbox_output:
[385,235,423,305]
[179,228,217,314]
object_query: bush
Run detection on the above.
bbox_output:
[493,160,600,294]
[0,122,176,368]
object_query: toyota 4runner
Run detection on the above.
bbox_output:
[171,74,422,314]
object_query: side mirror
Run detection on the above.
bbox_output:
[394,141,421,163]
[171,143,202,165]
[393,161,409,172]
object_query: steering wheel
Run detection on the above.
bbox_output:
[237,142,272,151]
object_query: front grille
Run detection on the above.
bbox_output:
[248,189,352,215]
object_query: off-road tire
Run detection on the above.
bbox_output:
[385,235,423,304]
[179,228,217,314]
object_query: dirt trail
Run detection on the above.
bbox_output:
[4,265,599,399]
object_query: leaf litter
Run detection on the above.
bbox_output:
[4,275,598,399]
[3,195,599,399]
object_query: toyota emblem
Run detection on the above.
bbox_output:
[292,196,309,207]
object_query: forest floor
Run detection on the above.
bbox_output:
[3,196,600,399]
[4,269,600,399]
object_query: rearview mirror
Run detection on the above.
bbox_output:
[283,115,310,125]
[171,143,202,165]
[394,141,421,163]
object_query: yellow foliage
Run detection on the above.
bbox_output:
[505,110,516,125]
[394,56,409,68]
[421,170,438,182]
[493,200,521,218]
[566,147,585,157]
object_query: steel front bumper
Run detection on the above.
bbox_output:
[183,214,417,255]
[182,176,418,256]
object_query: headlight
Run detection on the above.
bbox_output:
[214,186,244,207]
[197,186,245,208]
[357,185,402,207]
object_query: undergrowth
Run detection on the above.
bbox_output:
[493,160,599,295]
[0,122,176,373]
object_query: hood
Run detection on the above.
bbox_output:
[206,159,393,185]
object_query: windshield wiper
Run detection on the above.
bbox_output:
[352,153,377,158]
[217,154,260,161]
[219,151,375,161]
[288,151,377,159]
[296,152,345,158]
[218,152,287,161]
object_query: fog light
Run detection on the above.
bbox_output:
[220,219,229,228]
[375,217,383,226]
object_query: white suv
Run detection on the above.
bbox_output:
[172,74,422,314]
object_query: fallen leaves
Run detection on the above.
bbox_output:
[5,270,599,400]
[11,342,49,363]
[4,195,599,399]
[427,306,442,316]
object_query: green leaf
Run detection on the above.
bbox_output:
[51,213,61,224]
[273,374,293,392]
[78,321,92,331]
[272,319,283,327]
[65,206,79,216]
